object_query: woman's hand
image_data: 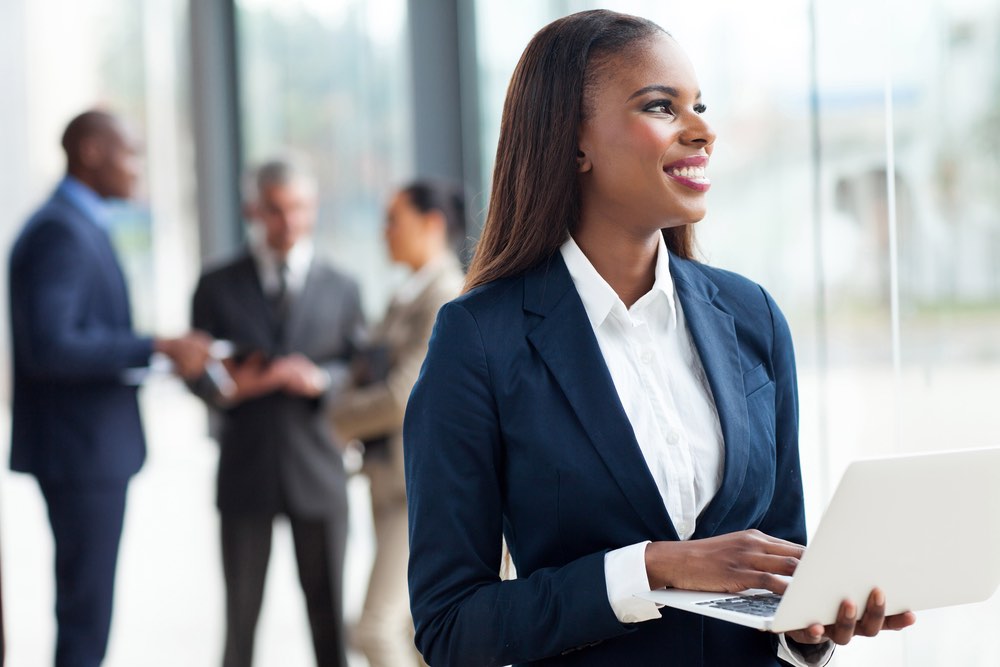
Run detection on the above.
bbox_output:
[785,588,916,645]
[644,529,804,593]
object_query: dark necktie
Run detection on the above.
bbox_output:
[274,261,289,307]
[269,261,292,346]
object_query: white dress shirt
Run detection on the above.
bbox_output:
[244,228,334,394]
[560,235,723,542]
[248,224,314,297]
[559,235,831,667]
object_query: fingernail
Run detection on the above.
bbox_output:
[874,589,885,606]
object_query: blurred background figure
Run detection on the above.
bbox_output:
[330,180,466,667]
[6,109,211,667]
[188,157,365,667]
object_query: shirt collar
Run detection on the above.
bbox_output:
[559,232,676,329]
[57,175,111,229]
[248,224,314,292]
[394,252,452,306]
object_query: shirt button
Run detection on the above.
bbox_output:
[666,431,680,445]
[677,522,690,536]
[640,350,652,364]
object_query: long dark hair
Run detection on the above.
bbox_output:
[465,10,694,293]
[399,179,468,260]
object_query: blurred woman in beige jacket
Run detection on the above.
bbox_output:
[330,181,466,667]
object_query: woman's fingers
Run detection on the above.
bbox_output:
[746,552,800,577]
[824,591,915,644]
[826,599,858,644]
[751,572,792,595]
[884,611,917,631]
[785,624,826,645]
[744,529,806,556]
[646,530,805,592]
[854,588,887,637]
[787,591,916,646]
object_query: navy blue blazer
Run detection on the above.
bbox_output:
[404,250,806,666]
[8,185,153,483]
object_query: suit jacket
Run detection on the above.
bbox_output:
[331,253,464,509]
[191,251,364,517]
[404,251,806,667]
[8,183,153,483]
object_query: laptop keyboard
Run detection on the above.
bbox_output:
[695,592,783,617]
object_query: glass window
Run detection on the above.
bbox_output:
[233,2,415,661]
[0,1,202,664]
[236,0,414,317]
[9,0,199,334]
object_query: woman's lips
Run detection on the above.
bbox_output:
[664,156,711,192]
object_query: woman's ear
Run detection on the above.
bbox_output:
[576,149,592,174]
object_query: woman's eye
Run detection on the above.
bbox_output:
[694,103,708,114]
[644,100,673,114]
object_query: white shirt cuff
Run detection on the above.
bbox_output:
[777,634,835,667]
[604,541,662,624]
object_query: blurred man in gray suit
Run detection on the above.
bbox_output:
[189,157,364,667]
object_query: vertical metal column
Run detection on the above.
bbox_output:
[807,0,831,503]
[190,0,244,261]
[407,0,484,234]
[0,0,26,657]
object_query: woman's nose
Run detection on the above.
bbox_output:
[681,113,716,148]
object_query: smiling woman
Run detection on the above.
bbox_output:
[403,10,914,667]
[574,31,715,306]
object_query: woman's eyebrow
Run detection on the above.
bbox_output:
[626,85,702,102]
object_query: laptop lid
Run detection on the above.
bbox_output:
[638,447,1000,633]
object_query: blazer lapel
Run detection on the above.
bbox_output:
[55,190,133,325]
[670,257,751,538]
[233,255,281,353]
[524,255,678,540]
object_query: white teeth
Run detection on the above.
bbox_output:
[667,165,708,181]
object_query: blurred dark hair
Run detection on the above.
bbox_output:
[465,10,693,293]
[399,179,468,259]
[62,110,117,158]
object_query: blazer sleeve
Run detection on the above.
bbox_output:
[317,277,365,403]
[404,301,631,667]
[187,273,226,406]
[11,217,153,381]
[755,286,807,545]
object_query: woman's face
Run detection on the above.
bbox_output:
[385,192,429,267]
[577,33,715,233]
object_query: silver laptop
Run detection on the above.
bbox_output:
[636,447,1000,633]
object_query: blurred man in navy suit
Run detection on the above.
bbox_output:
[8,110,211,667]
